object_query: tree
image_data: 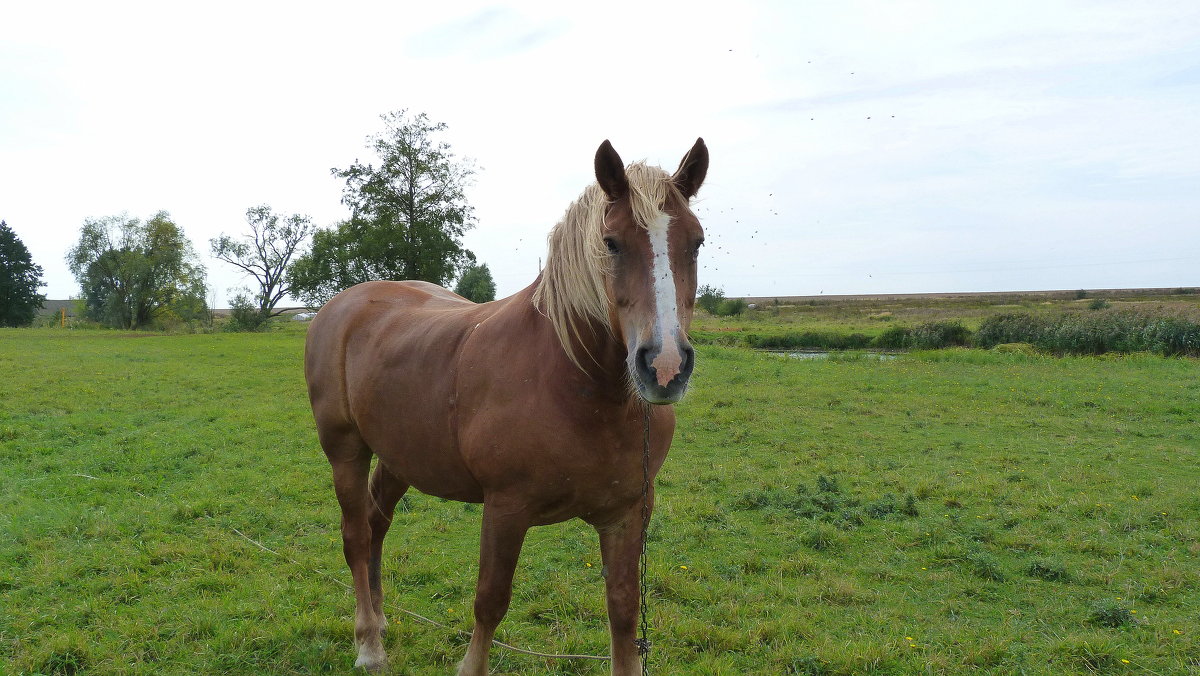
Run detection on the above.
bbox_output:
[696,284,725,315]
[66,212,209,329]
[0,220,45,327]
[210,205,314,321]
[289,110,477,308]
[454,261,496,303]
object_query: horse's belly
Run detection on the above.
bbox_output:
[354,388,484,502]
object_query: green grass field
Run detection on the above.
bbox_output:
[2,325,1198,674]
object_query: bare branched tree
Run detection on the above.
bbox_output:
[211,205,314,317]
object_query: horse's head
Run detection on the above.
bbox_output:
[595,139,708,405]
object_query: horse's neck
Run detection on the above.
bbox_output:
[506,282,632,401]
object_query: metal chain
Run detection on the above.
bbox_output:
[635,404,652,674]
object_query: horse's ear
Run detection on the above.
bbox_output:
[672,137,709,199]
[595,140,628,200]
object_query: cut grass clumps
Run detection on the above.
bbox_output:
[968,552,1007,582]
[801,524,840,551]
[1026,559,1071,582]
[1088,599,1137,628]
[786,656,832,675]
[977,310,1200,356]
[732,476,920,536]
[1053,634,1127,672]
[991,342,1041,355]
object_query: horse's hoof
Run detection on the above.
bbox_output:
[354,647,387,673]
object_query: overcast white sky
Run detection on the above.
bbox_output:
[3,0,1198,306]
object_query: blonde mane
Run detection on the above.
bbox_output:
[533,162,680,367]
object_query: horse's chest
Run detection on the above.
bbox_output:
[519,449,650,524]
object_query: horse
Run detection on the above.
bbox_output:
[304,138,708,675]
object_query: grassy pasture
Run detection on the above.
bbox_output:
[2,325,1198,675]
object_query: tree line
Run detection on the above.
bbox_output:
[0,110,497,330]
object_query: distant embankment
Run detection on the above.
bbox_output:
[738,287,1197,304]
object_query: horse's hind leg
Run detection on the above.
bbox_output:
[367,461,409,636]
[327,443,388,672]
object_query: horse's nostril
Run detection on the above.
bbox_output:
[680,343,695,375]
[636,346,653,372]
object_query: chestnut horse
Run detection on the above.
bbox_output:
[304,138,708,674]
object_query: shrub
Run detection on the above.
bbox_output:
[911,321,971,349]
[1087,298,1110,310]
[715,298,747,317]
[976,313,1050,348]
[871,325,912,349]
[744,332,872,350]
[977,310,1200,356]
[871,321,971,350]
[696,285,724,315]
[224,293,269,332]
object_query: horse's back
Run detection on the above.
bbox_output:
[306,280,475,385]
[305,280,493,499]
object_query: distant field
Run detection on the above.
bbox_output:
[2,326,1198,674]
[738,286,1199,305]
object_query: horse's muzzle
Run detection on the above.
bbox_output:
[632,341,695,404]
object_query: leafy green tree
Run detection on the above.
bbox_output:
[0,220,46,327]
[454,261,496,303]
[289,110,477,308]
[210,205,314,321]
[66,212,208,329]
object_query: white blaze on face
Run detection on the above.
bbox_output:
[647,211,683,386]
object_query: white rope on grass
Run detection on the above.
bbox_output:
[71,471,610,662]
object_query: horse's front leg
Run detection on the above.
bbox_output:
[457,502,529,676]
[597,497,652,676]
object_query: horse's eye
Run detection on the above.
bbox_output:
[693,239,704,259]
[604,237,620,255]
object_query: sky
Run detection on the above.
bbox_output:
[3,0,1198,306]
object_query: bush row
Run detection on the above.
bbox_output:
[739,320,971,351]
[975,310,1200,356]
[692,311,1200,356]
